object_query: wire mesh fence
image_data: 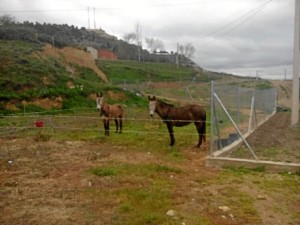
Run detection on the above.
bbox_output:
[110,78,212,104]
[210,80,278,160]
[0,111,208,150]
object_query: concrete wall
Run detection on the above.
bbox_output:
[87,47,98,60]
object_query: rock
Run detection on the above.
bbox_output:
[257,195,267,200]
[166,209,176,217]
[219,206,231,212]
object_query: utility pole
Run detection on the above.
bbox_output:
[87,7,90,29]
[93,7,96,29]
[292,0,300,126]
[176,43,179,69]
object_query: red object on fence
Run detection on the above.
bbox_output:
[35,121,44,128]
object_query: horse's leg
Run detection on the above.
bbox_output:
[104,118,109,136]
[103,119,107,136]
[119,116,123,133]
[194,122,202,148]
[202,121,206,143]
[166,123,175,146]
[114,119,118,133]
[195,122,205,148]
[107,119,110,136]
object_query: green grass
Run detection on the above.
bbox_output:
[224,166,266,174]
[85,162,182,225]
[89,163,182,177]
[113,187,172,225]
[90,167,118,176]
[0,103,211,157]
[98,60,199,83]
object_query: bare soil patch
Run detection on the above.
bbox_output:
[229,112,300,163]
[36,44,108,82]
[1,136,299,225]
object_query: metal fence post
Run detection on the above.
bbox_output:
[214,92,258,160]
[210,81,214,155]
[237,86,240,130]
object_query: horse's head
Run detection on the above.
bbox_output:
[96,92,104,110]
[148,95,156,117]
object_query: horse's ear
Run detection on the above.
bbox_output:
[148,95,156,101]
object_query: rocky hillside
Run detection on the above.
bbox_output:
[38,44,108,82]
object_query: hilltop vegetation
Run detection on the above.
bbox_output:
[0,20,195,65]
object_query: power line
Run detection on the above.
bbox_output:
[0,0,245,14]
[0,8,86,13]
[219,0,272,37]
[198,0,273,47]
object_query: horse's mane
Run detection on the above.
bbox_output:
[157,99,174,107]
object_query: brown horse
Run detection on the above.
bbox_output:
[148,96,206,148]
[96,92,124,136]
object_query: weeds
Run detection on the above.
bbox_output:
[90,167,118,177]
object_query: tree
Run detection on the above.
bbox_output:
[0,14,16,25]
[145,37,164,53]
[178,43,195,59]
[123,32,136,44]
[134,22,142,62]
[123,23,143,61]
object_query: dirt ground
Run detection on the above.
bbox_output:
[0,133,299,225]
[229,111,300,163]
[34,44,108,82]
[228,80,300,163]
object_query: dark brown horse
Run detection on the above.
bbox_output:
[148,96,206,148]
[96,92,124,136]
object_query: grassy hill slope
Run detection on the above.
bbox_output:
[0,40,215,115]
[0,40,108,114]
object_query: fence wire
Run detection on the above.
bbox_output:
[0,114,210,140]
[210,80,279,160]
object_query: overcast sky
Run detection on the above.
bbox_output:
[0,0,295,79]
